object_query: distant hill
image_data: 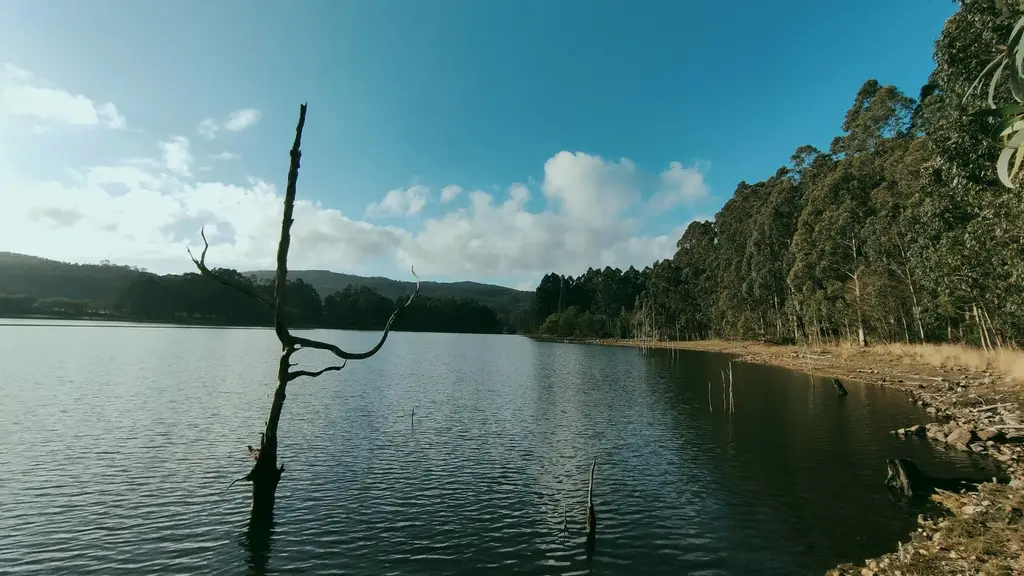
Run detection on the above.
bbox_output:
[246,269,532,314]
[0,252,533,315]
[0,252,142,307]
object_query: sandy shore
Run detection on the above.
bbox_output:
[530,336,1024,574]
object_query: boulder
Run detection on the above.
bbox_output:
[909,424,926,437]
[977,428,1005,442]
[945,427,974,447]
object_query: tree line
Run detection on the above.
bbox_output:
[1,269,507,334]
[525,1,1024,349]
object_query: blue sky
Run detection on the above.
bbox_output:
[0,0,956,290]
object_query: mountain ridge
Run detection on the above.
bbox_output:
[0,252,534,314]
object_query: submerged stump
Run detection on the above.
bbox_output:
[832,378,849,397]
[585,461,597,542]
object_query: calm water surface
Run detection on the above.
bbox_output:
[0,321,995,575]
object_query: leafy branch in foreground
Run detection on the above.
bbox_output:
[190,103,419,519]
[965,10,1024,187]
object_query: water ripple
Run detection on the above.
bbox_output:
[0,323,998,575]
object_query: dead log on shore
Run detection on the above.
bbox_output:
[884,458,981,499]
[832,377,849,397]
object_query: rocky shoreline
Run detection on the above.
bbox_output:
[527,336,1024,574]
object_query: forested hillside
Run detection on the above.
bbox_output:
[247,269,531,315]
[525,1,1024,348]
[0,252,512,333]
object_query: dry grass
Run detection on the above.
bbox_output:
[876,343,1024,385]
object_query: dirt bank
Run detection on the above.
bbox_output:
[530,336,1024,574]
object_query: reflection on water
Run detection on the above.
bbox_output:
[0,321,997,575]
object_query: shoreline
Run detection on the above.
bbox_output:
[0,314,509,335]
[528,336,1024,574]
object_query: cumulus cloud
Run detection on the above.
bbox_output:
[197,108,261,138]
[159,136,193,177]
[0,63,125,129]
[212,151,241,161]
[440,185,462,203]
[0,63,712,284]
[542,151,638,225]
[649,161,710,210]
[365,185,430,218]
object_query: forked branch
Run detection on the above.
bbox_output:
[287,363,347,382]
[188,228,273,308]
[288,267,420,361]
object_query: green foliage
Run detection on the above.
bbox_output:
[528,1,1024,347]
[0,252,509,334]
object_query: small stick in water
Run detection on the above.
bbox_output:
[708,381,713,412]
[411,406,415,429]
[728,362,735,414]
[586,460,597,541]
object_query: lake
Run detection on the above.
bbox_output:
[0,320,996,575]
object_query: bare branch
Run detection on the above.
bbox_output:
[226,472,251,489]
[287,363,347,382]
[188,228,273,308]
[289,266,421,361]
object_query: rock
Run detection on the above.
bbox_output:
[909,424,926,436]
[931,432,947,443]
[998,454,1013,462]
[946,427,974,447]
[926,406,937,415]
[962,505,977,515]
[977,428,1005,442]
[970,443,987,453]
[944,423,958,435]
[860,569,875,576]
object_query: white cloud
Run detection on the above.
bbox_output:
[365,185,430,218]
[159,136,193,177]
[440,184,462,203]
[197,118,219,139]
[224,109,260,131]
[197,108,261,139]
[649,161,710,210]
[0,148,700,280]
[0,63,125,129]
[212,151,241,161]
[542,151,638,225]
[0,63,707,282]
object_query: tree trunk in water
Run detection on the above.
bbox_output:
[189,104,419,524]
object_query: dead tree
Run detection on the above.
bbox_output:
[190,103,419,520]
